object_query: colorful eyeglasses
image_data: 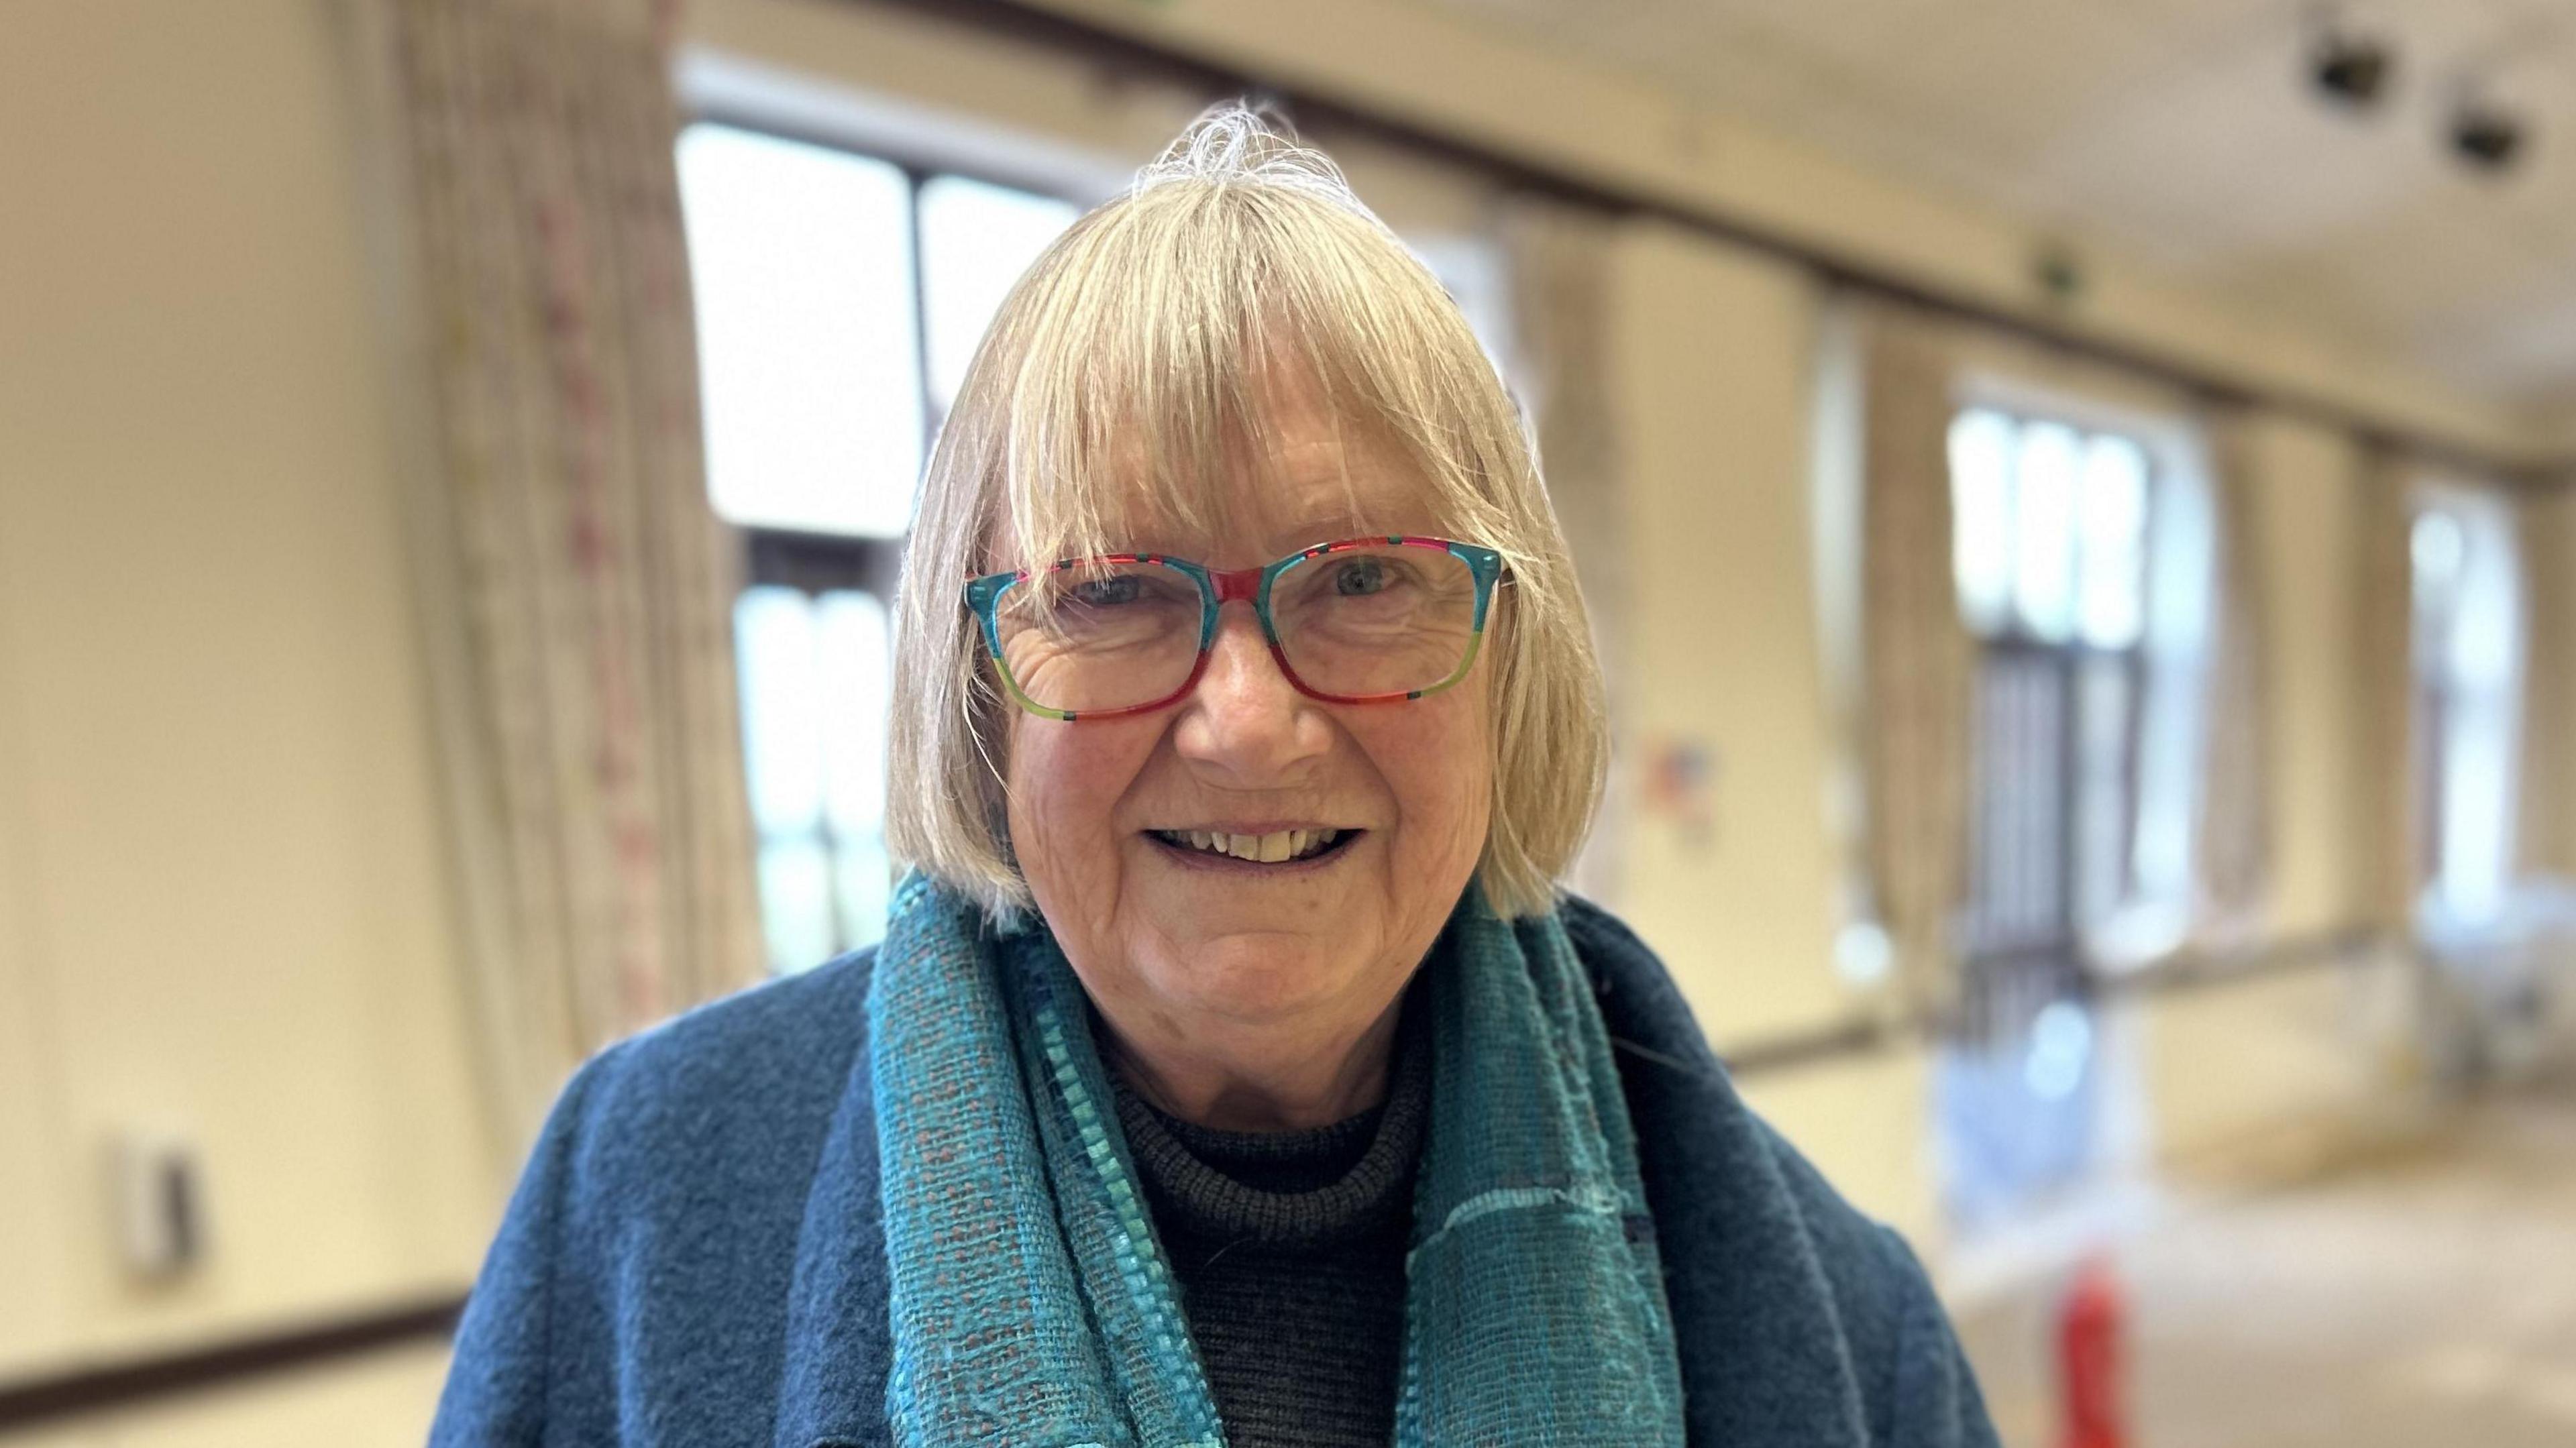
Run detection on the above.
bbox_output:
[964,536,1504,720]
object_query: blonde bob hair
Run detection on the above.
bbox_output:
[886,103,1607,920]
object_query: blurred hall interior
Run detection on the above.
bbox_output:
[4,0,2576,1443]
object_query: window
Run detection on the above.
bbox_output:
[1934,402,2204,1228]
[1948,407,2183,977]
[2411,488,2526,928]
[678,121,1079,972]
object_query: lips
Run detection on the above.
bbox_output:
[1147,827,1354,864]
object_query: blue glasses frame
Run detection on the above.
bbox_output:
[963,535,1504,721]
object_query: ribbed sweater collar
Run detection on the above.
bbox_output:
[1103,981,1432,1249]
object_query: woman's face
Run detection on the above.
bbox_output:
[1002,385,1494,1059]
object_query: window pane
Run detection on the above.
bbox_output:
[2072,653,2135,925]
[2075,435,2148,649]
[817,590,893,950]
[1965,649,2070,954]
[757,836,837,977]
[2422,498,2525,924]
[737,582,898,963]
[678,124,922,537]
[2449,510,2520,687]
[735,586,824,836]
[815,591,892,837]
[1949,408,2017,633]
[2412,508,2466,598]
[2012,423,2082,642]
[918,175,1080,420]
[835,837,894,955]
[2440,691,2515,921]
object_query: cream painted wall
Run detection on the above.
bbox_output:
[1597,221,1849,1043]
[0,0,490,1390]
[0,616,76,1372]
[1737,1048,1942,1250]
[1590,223,1943,1242]
[2136,956,2418,1171]
[682,0,1506,243]
[2133,416,2426,1171]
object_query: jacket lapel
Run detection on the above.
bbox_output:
[1567,899,1876,1448]
[772,1003,896,1448]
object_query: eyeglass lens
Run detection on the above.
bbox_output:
[990,545,1480,713]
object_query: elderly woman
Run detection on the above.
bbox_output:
[433,107,1998,1448]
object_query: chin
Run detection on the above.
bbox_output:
[1149,931,1364,1021]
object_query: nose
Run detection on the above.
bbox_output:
[1170,600,1332,779]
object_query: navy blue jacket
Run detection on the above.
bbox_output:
[431,899,1998,1446]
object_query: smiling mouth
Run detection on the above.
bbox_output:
[1146,828,1358,865]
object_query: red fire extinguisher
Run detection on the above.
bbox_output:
[2056,1256,2127,1448]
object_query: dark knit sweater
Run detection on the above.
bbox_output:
[1104,987,1432,1448]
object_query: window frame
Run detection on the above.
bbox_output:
[2408,481,2528,928]
[1944,388,2211,1011]
[677,107,1092,970]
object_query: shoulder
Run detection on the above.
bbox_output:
[474,944,884,1343]
[551,946,879,1204]
[435,950,885,1443]
[1558,897,1996,1447]
[574,945,878,1121]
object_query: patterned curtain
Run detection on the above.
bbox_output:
[1503,197,1629,902]
[368,0,763,1148]
[2351,446,2422,933]
[2196,410,2273,937]
[1858,308,1975,1015]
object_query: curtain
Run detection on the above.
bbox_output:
[2514,486,2574,880]
[362,0,764,1149]
[2351,447,2422,934]
[1858,308,1975,1015]
[1503,197,1629,902]
[2195,411,2272,938]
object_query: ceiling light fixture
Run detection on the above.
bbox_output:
[2308,7,2395,110]
[2449,92,2527,172]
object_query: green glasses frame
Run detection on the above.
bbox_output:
[964,535,1505,722]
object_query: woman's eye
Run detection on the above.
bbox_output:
[1333,559,1389,597]
[1070,575,1142,607]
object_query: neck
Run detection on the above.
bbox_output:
[1097,986,1407,1133]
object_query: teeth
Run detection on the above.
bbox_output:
[1159,827,1344,862]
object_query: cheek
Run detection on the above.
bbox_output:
[1004,716,1155,876]
[1358,696,1495,867]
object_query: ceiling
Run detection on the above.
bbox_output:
[1414,0,2576,417]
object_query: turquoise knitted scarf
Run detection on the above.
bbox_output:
[867,873,1686,1446]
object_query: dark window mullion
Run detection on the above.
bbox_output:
[2057,645,2084,951]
